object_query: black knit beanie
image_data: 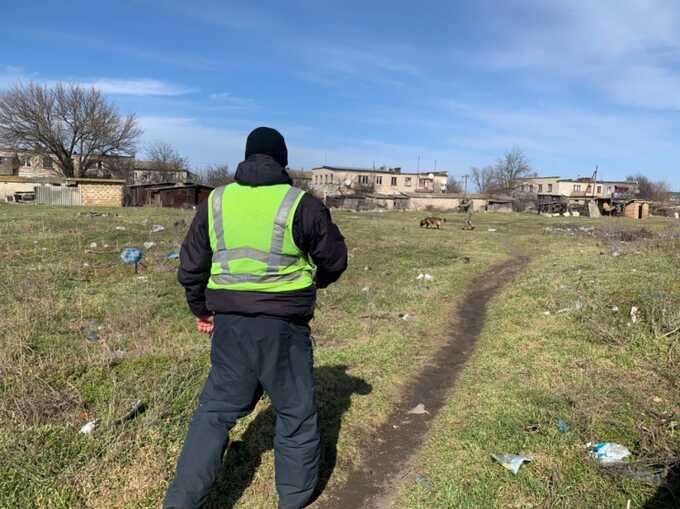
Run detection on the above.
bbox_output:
[245,127,288,167]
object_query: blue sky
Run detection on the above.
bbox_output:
[2,0,679,187]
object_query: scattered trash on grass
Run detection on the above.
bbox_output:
[120,248,143,273]
[112,400,147,426]
[543,311,551,316]
[115,226,126,231]
[143,241,156,250]
[415,474,431,485]
[491,453,532,475]
[89,242,97,249]
[488,228,497,232]
[611,305,620,313]
[79,418,100,434]
[408,403,429,415]
[400,313,415,321]
[86,333,100,342]
[166,251,180,261]
[361,286,370,293]
[416,273,434,282]
[363,266,370,271]
[525,423,541,433]
[558,420,569,433]
[630,306,640,324]
[150,224,165,233]
[590,442,631,464]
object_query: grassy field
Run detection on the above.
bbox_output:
[0,204,678,508]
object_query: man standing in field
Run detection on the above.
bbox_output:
[165,127,347,509]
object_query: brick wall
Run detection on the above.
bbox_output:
[79,183,124,207]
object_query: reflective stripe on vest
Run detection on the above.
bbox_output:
[211,186,303,275]
[208,184,313,290]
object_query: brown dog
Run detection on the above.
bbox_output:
[420,216,446,229]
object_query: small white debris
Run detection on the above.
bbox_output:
[488,228,497,232]
[611,305,620,313]
[143,241,156,250]
[363,266,369,271]
[151,224,165,233]
[89,242,98,249]
[104,244,110,248]
[361,287,370,293]
[408,403,429,415]
[83,263,90,267]
[612,251,621,257]
[115,226,126,231]
[630,306,640,324]
[543,311,551,316]
[79,418,100,434]
[652,396,663,404]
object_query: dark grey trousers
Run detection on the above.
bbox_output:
[164,314,320,509]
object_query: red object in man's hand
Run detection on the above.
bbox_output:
[197,315,215,334]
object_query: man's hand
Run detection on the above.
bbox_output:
[197,315,215,335]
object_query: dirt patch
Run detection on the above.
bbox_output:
[322,256,529,509]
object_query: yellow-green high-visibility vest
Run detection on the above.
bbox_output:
[207,182,315,292]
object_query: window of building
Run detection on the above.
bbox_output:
[391,176,398,186]
[586,185,592,193]
[405,177,412,186]
[529,184,534,193]
[573,184,581,192]
[359,175,369,185]
[547,183,553,193]
[538,184,543,192]
[21,156,32,167]
[376,175,383,185]
[597,185,602,194]
[42,157,53,169]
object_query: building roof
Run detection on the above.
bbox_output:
[66,178,126,184]
[133,160,192,172]
[312,165,448,177]
[127,182,212,190]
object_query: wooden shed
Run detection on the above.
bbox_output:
[127,183,213,208]
[623,200,650,220]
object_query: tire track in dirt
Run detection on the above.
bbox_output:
[323,255,529,509]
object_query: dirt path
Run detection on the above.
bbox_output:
[323,255,529,509]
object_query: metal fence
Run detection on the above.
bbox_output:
[35,185,82,206]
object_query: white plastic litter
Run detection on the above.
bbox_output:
[408,403,429,415]
[89,242,97,249]
[630,306,640,324]
[416,273,433,281]
[488,228,497,232]
[143,241,156,250]
[115,226,126,231]
[361,287,370,293]
[79,418,100,434]
[151,224,165,233]
[491,453,533,475]
[590,442,631,464]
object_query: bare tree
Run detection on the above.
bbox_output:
[145,141,189,172]
[199,163,232,187]
[627,173,671,201]
[0,82,141,177]
[494,147,534,191]
[471,165,498,193]
[446,176,463,193]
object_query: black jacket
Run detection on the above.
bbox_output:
[178,154,348,323]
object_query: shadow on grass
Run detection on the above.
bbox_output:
[204,365,372,508]
[643,461,680,509]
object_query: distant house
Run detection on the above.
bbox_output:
[0,149,195,185]
[311,165,449,196]
[128,160,197,186]
[514,176,639,199]
[287,169,312,190]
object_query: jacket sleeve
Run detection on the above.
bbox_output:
[178,200,212,317]
[293,193,348,289]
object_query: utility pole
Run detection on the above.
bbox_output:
[434,159,437,170]
[463,174,469,197]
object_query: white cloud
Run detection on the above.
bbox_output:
[473,0,680,111]
[78,78,195,96]
[208,92,256,109]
